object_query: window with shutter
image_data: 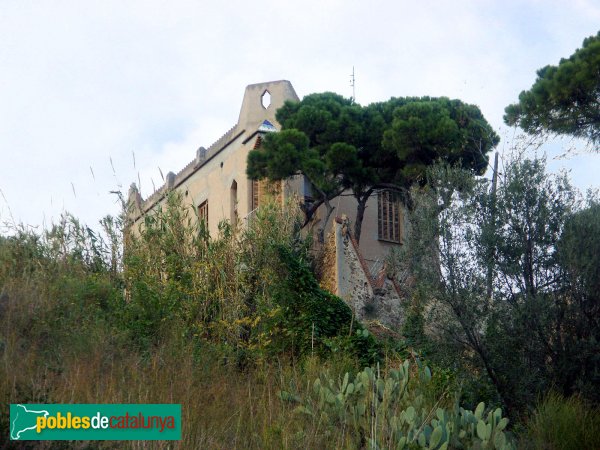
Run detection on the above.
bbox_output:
[377,190,402,243]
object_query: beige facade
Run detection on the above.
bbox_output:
[127,80,405,268]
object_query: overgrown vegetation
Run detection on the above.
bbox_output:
[122,194,380,363]
[281,361,514,449]
[519,392,600,450]
[1,152,598,448]
[0,194,384,448]
[397,153,600,446]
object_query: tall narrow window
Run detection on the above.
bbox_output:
[198,200,208,225]
[230,180,238,226]
[251,179,260,211]
[270,180,282,206]
[250,179,283,211]
[378,190,402,243]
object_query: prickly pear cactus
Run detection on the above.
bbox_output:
[278,360,515,449]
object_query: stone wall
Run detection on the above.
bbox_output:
[318,229,338,296]
[327,216,405,331]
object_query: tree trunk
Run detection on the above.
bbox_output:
[318,199,335,244]
[354,199,367,245]
[353,189,374,245]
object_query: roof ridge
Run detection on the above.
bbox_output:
[138,123,240,212]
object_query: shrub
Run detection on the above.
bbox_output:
[123,192,380,364]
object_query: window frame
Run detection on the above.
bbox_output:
[377,190,402,243]
[198,199,209,226]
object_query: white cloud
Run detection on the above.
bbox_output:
[0,0,597,230]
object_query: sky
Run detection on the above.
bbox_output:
[0,0,598,232]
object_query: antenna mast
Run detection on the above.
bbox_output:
[349,66,355,103]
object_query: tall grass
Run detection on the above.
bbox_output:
[0,198,371,448]
[1,319,357,448]
[520,392,600,450]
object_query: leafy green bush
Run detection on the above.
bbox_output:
[260,244,381,364]
[123,192,380,364]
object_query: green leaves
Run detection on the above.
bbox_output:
[267,245,381,363]
[429,425,442,448]
[247,129,310,181]
[382,97,499,187]
[476,419,489,440]
[404,154,600,414]
[475,402,485,420]
[247,91,498,243]
[278,390,301,403]
[504,31,600,146]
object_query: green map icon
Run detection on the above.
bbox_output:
[10,404,49,440]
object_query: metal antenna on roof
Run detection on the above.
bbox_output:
[349,66,355,103]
